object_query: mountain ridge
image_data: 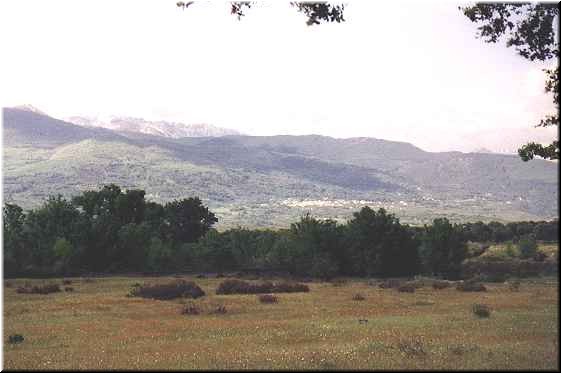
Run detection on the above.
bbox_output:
[3,106,558,228]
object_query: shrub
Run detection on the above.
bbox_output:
[518,236,538,259]
[16,283,61,295]
[273,282,309,293]
[64,287,74,292]
[82,277,96,283]
[129,280,205,300]
[8,334,24,344]
[432,280,451,290]
[397,283,416,293]
[216,279,309,295]
[62,279,73,285]
[5,281,14,288]
[196,274,207,279]
[456,281,486,292]
[258,294,278,303]
[472,303,491,318]
[352,293,366,301]
[181,302,201,315]
[479,273,508,283]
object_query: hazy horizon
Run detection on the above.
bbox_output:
[1,0,558,153]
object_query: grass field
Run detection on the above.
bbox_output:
[3,275,559,370]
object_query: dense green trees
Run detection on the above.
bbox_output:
[3,185,217,276]
[420,218,467,279]
[461,219,558,243]
[3,185,557,278]
[346,207,419,277]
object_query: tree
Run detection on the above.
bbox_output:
[164,197,218,245]
[3,203,28,276]
[346,207,419,277]
[461,3,559,161]
[177,1,345,26]
[420,218,467,279]
[518,234,538,259]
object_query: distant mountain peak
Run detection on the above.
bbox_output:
[11,104,47,116]
[65,115,242,139]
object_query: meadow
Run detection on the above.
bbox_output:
[3,274,559,370]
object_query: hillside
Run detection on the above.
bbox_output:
[3,107,558,229]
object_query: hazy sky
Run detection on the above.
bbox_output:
[0,0,557,152]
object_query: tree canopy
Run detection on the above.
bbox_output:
[460,2,559,161]
[177,1,345,26]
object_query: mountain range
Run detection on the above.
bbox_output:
[3,106,558,229]
[65,115,242,138]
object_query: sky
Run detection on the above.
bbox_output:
[0,0,558,152]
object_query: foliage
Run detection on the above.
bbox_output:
[420,218,467,279]
[16,283,61,295]
[461,3,559,161]
[517,235,538,259]
[456,281,486,292]
[346,207,419,277]
[258,294,278,304]
[128,280,205,300]
[178,2,346,26]
[3,185,557,279]
[472,303,491,318]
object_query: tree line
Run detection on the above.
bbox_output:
[3,184,558,279]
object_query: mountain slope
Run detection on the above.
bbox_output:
[3,107,558,228]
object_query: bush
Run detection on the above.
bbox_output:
[16,283,61,295]
[397,283,416,293]
[273,282,310,293]
[479,273,508,283]
[62,279,73,285]
[8,334,24,344]
[129,280,205,300]
[216,279,309,295]
[432,280,451,290]
[64,287,74,292]
[472,303,491,318]
[456,281,486,292]
[352,293,366,301]
[461,257,557,279]
[518,236,538,259]
[258,294,278,303]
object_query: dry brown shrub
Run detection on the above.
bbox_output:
[258,294,278,303]
[130,280,205,300]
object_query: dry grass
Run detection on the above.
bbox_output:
[3,275,558,370]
